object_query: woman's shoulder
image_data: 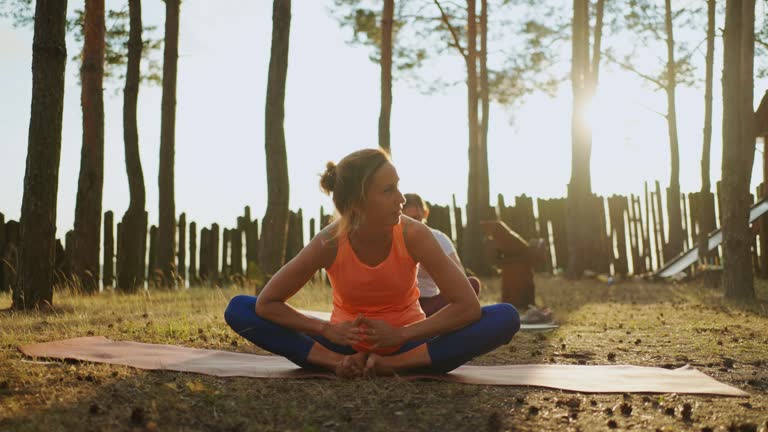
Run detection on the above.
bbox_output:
[401,216,434,258]
[313,220,340,268]
[317,220,340,243]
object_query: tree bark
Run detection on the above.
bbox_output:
[664,0,683,262]
[378,0,393,155]
[118,0,147,293]
[699,0,716,265]
[479,0,490,222]
[13,0,69,309]
[566,0,592,278]
[259,0,291,279]
[157,0,180,286]
[721,0,756,300]
[463,0,487,274]
[72,0,106,294]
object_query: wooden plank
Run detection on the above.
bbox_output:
[103,211,114,288]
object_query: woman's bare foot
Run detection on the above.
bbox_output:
[335,352,368,379]
[363,354,396,377]
[363,345,431,377]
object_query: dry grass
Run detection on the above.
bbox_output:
[1,276,767,431]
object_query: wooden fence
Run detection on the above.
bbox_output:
[1,180,765,292]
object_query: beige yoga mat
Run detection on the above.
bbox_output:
[19,336,747,396]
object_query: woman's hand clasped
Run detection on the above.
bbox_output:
[320,314,365,346]
[358,317,406,349]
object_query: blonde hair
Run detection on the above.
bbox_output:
[319,148,391,239]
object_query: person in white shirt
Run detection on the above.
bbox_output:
[402,193,481,316]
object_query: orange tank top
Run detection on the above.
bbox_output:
[326,219,426,354]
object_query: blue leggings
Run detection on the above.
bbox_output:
[224,295,520,374]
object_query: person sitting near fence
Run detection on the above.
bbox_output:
[401,193,481,317]
[224,148,520,378]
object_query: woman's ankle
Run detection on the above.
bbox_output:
[306,342,344,371]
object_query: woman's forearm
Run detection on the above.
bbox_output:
[255,300,327,336]
[402,301,481,342]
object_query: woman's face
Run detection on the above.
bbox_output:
[360,161,405,228]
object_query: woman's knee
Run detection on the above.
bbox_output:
[485,303,521,342]
[224,295,258,330]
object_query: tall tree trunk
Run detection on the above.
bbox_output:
[721,0,756,300]
[378,0,393,155]
[664,0,683,262]
[585,0,604,273]
[699,0,716,265]
[590,0,604,89]
[157,0,180,286]
[566,0,592,278]
[463,0,486,274]
[259,0,291,280]
[479,0,490,220]
[71,0,105,294]
[118,0,147,293]
[13,0,69,310]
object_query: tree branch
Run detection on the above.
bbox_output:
[433,0,468,61]
[604,51,666,90]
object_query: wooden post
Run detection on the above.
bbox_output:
[189,222,197,284]
[246,219,259,278]
[148,225,158,286]
[626,195,639,274]
[140,211,148,285]
[680,193,690,252]
[63,229,75,279]
[178,212,186,284]
[309,218,316,240]
[115,220,122,286]
[688,192,699,253]
[103,211,114,288]
[221,228,230,283]
[654,181,666,264]
[594,195,611,274]
[4,221,20,293]
[199,227,209,282]
[297,209,305,249]
[550,199,569,272]
[650,192,662,271]
[211,223,220,284]
[607,196,628,276]
[231,227,243,276]
[285,212,296,262]
[452,194,463,259]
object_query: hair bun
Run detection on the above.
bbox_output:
[319,161,337,194]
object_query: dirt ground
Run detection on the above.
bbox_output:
[1,276,767,431]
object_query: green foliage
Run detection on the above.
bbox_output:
[608,0,703,92]
[1,0,162,89]
[68,5,163,89]
[328,0,568,108]
[757,8,768,79]
[330,0,433,72]
[0,0,33,27]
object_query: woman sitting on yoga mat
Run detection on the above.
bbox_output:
[225,148,520,378]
